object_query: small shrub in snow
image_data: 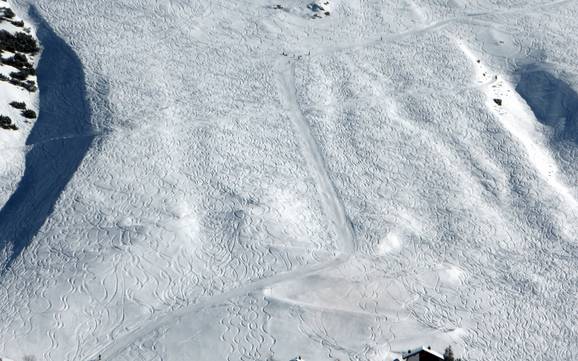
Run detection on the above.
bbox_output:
[0,114,16,130]
[8,78,36,92]
[10,67,34,80]
[11,20,24,27]
[21,109,37,119]
[10,101,26,109]
[10,70,28,80]
[0,114,11,125]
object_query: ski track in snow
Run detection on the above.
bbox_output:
[276,60,356,254]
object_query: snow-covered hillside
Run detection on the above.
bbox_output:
[0,0,577,360]
[0,0,38,208]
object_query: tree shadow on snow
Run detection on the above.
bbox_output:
[515,65,578,145]
[0,7,96,270]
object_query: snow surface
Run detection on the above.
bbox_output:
[1,0,578,360]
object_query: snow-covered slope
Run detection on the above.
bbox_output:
[0,0,38,208]
[0,0,577,360]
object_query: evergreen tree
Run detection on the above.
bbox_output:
[444,346,454,361]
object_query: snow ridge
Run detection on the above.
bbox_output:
[459,42,578,209]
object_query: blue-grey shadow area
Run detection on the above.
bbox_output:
[515,65,578,144]
[0,7,94,269]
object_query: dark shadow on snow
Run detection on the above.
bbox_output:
[515,65,578,144]
[0,7,95,270]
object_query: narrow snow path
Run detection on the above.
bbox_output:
[276,61,356,254]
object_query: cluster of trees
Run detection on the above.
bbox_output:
[0,101,37,131]
[7,76,37,92]
[0,5,15,19]
[0,30,39,54]
[0,4,38,94]
[10,101,37,119]
[0,4,25,27]
[3,52,34,69]
[1,52,38,92]
[10,66,36,80]
[0,3,39,132]
[0,19,38,92]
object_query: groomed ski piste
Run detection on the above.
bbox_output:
[1,0,578,360]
